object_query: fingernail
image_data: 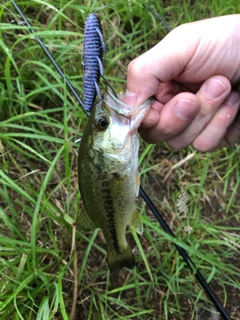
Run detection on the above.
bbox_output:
[204,78,227,99]
[123,90,138,106]
[174,99,198,120]
[224,91,240,106]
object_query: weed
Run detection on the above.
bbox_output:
[0,0,240,319]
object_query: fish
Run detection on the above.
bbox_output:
[78,88,153,272]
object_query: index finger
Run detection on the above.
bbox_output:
[125,25,198,105]
[125,38,182,104]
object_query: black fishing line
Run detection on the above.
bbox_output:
[11,2,232,319]
[140,187,232,320]
[11,0,85,112]
[143,6,233,319]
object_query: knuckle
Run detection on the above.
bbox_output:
[127,59,143,77]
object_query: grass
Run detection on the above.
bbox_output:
[0,0,240,319]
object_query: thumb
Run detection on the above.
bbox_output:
[124,25,198,105]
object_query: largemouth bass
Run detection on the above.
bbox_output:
[78,88,153,272]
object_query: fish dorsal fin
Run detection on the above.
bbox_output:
[129,207,143,235]
[79,207,97,231]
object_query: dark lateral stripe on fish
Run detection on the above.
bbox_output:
[101,181,121,254]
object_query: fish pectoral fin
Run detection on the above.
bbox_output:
[129,207,143,235]
[78,207,96,231]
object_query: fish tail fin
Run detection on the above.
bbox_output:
[107,246,135,273]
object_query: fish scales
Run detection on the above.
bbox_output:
[79,137,137,253]
[78,89,153,272]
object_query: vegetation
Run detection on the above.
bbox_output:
[0,0,240,319]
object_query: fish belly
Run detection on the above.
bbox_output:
[79,146,138,272]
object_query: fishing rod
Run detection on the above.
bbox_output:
[11,2,232,319]
[11,1,85,111]
[140,186,231,320]
[142,6,232,319]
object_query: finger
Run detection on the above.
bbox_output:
[155,81,198,104]
[123,80,193,107]
[139,100,163,130]
[125,28,197,105]
[223,110,240,146]
[168,75,231,149]
[139,93,199,143]
[193,91,240,151]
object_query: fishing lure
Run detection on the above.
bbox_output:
[83,13,107,113]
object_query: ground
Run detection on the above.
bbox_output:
[0,1,240,319]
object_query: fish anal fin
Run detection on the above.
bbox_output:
[129,207,143,235]
[79,207,96,231]
[107,245,135,273]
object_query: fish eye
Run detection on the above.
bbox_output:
[96,116,109,130]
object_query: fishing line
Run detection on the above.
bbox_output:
[11,0,85,111]
[0,2,84,55]
[10,2,232,320]
[93,5,121,44]
[2,2,120,55]
[143,5,232,320]
[140,186,232,320]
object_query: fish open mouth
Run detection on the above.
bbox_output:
[103,87,154,132]
[104,88,133,118]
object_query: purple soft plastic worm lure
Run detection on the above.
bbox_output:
[83,14,107,113]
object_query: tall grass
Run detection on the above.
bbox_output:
[0,0,240,319]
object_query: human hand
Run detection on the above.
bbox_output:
[123,15,240,151]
